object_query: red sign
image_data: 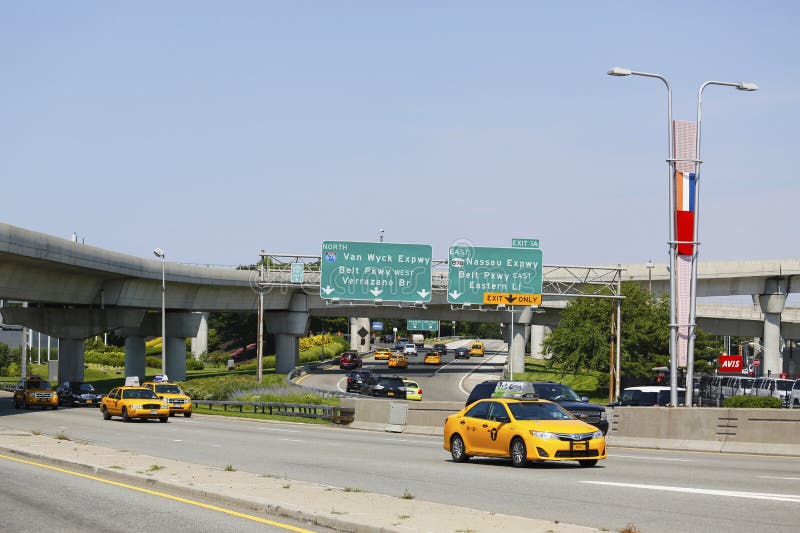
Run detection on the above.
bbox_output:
[718,355,743,373]
[753,359,760,366]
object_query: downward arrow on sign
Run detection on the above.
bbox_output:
[321,286,335,295]
[449,291,462,300]
[505,294,517,304]
[417,289,430,299]
[370,288,383,297]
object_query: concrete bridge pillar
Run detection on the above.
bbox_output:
[265,293,309,374]
[501,308,535,377]
[349,317,371,353]
[530,324,551,360]
[124,335,146,383]
[58,338,85,382]
[165,336,188,381]
[190,312,208,359]
[758,278,788,377]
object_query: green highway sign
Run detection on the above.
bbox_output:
[512,238,540,249]
[407,319,439,332]
[447,245,543,305]
[290,263,304,283]
[320,241,432,302]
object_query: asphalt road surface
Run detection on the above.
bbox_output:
[2,394,799,533]
[0,447,330,533]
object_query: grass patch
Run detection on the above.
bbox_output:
[401,489,415,500]
[54,431,71,441]
[343,487,365,493]
[192,407,333,424]
[149,464,164,471]
[520,358,608,403]
[224,464,235,472]
[31,429,41,435]
[619,524,641,533]
[109,465,124,470]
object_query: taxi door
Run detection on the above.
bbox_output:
[107,389,121,415]
[467,401,508,456]
[459,401,492,455]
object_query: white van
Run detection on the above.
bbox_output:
[615,386,686,407]
[752,377,793,406]
[411,334,424,348]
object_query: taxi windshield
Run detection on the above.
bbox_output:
[122,389,158,400]
[155,385,183,394]
[508,402,574,421]
[29,380,52,389]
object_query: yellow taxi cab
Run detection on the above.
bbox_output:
[443,382,606,468]
[403,380,423,401]
[100,386,170,423]
[468,341,485,356]
[142,376,193,417]
[388,353,408,368]
[423,351,441,365]
[13,376,58,410]
[373,348,392,360]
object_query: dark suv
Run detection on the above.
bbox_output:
[361,375,407,399]
[339,351,363,370]
[465,380,609,434]
[57,381,103,407]
[433,343,447,355]
[346,369,373,393]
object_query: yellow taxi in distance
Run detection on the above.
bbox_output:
[468,341,485,356]
[101,386,170,423]
[13,376,58,410]
[403,380,423,401]
[443,394,606,468]
[424,351,441,365]
[388,353,408,368]
[142,380,192,417]
[374,348,392,360]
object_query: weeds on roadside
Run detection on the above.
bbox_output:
[224,464,235,471]
[54,432,71,441]
[619,524,641,533]
[401,489,415,499]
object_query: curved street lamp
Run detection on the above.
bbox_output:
[153,247,166,375]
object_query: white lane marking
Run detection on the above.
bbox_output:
[279,438,305,443]
[611,454,691,462]
[580,481,800,503]
[172,439,183,442]
[337,377,347,393]
[212,444,223,447]
[257,427,300,433]
[458,351,507,396]
[758,476,800,481]
[377,437,440,445]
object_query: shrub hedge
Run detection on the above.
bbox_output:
[723,396,782,408]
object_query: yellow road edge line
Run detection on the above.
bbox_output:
[0,453,315,533]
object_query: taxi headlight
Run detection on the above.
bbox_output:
[162,402,169,409]
[600,410,608,421]
[130,404,142,410]
[531,431,559,440]
[591,430,604,439]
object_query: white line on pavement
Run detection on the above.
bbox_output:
[611,454,691,462]
[257,427,300,433]
[458,350,506,396]
[758,476,800,481]
[580,481,800,503]
[337,377,347,393]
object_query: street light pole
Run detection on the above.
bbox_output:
[153,248,166,375]
[646,260,654,295]
[684,80,758,406]
[257,250,267,383]
[379,229,384,243]
[608,67,678,406]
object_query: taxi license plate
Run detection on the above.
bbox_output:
[387,392,395,396]
[572,441,588,452]
[87,400,92,404]
[150,410,158,415]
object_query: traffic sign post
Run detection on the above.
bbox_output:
[407,319,439,332]
[447,245,543,305]
[320,241,432,302]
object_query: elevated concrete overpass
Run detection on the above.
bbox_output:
[1,222,798,381]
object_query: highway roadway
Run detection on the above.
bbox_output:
[2,391,799,532]
[299,339,509,402]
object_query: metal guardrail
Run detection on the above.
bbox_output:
[192,399,354,424]
[0,381,16,392]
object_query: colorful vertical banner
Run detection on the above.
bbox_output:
[673,120,698,368]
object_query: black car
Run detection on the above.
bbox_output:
[433,343,447,355]
[465,380,609,434]
[361,375,407,399]
[346,369,373,393]
[57,381,103,407]
[454,347,470,359]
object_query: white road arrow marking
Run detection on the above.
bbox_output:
[370,288,383,297]
[321,286,335,295]
[417,289,430,299]
[449,290,462,300]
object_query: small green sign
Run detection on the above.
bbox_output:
[290,263,304,283]
[512,238,539,249]
[407,319,439,332]
[447,245,543,305]
[320,241,432,302]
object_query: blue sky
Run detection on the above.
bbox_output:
[2,2,797,268]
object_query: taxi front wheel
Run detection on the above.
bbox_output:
[510,438,528,468]
[121,407,131,423]
[101,406,111,420]
[184,412,191,418]
[159,417,168,423]
[579,460,598,468]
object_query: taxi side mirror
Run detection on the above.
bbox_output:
[495,415,510,423]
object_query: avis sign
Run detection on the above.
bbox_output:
[718,355,743,373]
